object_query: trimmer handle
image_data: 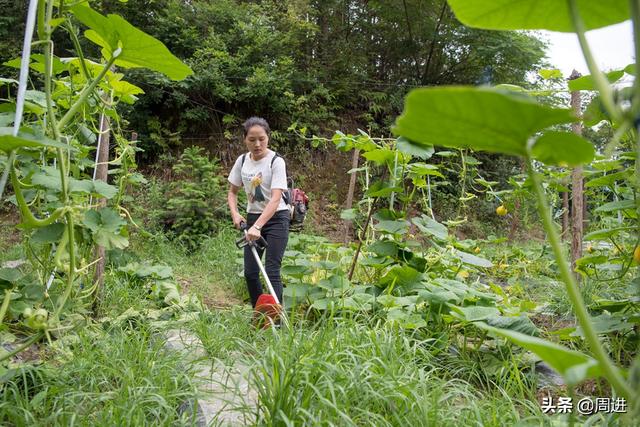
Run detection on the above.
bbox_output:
[235,222,268,249]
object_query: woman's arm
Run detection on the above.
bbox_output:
[227,184,245,229]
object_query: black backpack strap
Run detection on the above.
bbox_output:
[271,152,280,168]
[241,153,247,167]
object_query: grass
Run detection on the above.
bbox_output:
[1,223,637,426]
[189,309,545,426]
[0,324,198,426]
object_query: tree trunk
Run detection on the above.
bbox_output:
[569,70,583,280]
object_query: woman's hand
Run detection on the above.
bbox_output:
[232,213,246,229]
[246,225,261,241]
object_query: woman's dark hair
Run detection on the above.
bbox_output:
[242,117,270,137]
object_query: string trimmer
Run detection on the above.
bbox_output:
[236,223,289,329]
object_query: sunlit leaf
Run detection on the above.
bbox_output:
[71,5,192,80]
[531,131,595,166]
[568,70,625,91]
[538,69,562,80]
[393,87,575,157]
[447,0,629,32]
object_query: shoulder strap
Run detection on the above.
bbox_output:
[270,152,281,168]
[241,153,247,167]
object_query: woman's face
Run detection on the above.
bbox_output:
[244,125,269,160]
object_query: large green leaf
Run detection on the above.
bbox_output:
[452,248,493,268]
[412,215,448,240]
[392,87,575,157]
[594,199,635,213]
[447,0,629,32]
[451,305,500,322]
[531,131,595,167]
[71,5,192,80]
[368,240,399,257]
[82,208,129,249]
[568,70,625,91]
[396,137,434,159]
[0,128,70,152]
[374,219,409,235]
[474,322,605,386]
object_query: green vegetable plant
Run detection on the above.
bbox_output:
[392,0,639,412]
[0,1,191,360]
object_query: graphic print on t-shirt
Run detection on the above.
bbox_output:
[249,172,265,203]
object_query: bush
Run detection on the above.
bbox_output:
[144,147,228,248]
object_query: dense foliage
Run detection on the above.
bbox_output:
[0,0,548,161]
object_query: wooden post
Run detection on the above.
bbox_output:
[569,70,584,280]
[343,149,360,243]
[92,108,111,311]
[562,184,570,240]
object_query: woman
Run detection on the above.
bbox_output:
[227,117,289,307]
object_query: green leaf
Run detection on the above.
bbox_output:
[594,199,635,213]
[0,127,70,153]
[408,163,445,178]
[374,219,409,235]
[531,131,595,167]
[368,240,399,257]
[71,5,192,80]
[452,248,493,268]
[0,267,23,284]
[539,69,563,80]
[584,226,636,241]
[0,113,15,127]
[362,148,396,165]
[451,305,500,322]
[568,70,625,91]
[30,223,66,244]
[575,254,609,266]
[412,215,448,240]
[486,315,539,336]
[396,137,434,159]
[82,208,129,250]
[447,0,629,32]
[392,87,575,157]
[624,63,635,76]
[571,314,634,337]
[585,171,630,188]
[474,322,605,386]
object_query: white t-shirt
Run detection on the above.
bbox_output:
[228,149,288,214]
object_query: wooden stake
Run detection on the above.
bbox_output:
[343,149,360,243]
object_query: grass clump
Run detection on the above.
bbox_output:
[0,324,198,426]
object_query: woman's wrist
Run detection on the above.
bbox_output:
[253,224,262,231]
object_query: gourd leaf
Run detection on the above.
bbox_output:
[531,131,595,167]
[71,5,192,80]
[447,0,629,33]
[393,87,575,157]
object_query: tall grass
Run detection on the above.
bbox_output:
[190,310,544,426]
[0,325,198,426]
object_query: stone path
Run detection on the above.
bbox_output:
[164,329,258,426]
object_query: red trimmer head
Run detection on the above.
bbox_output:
[253,294,282,329]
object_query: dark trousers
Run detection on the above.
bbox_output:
[245,210,289,307]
